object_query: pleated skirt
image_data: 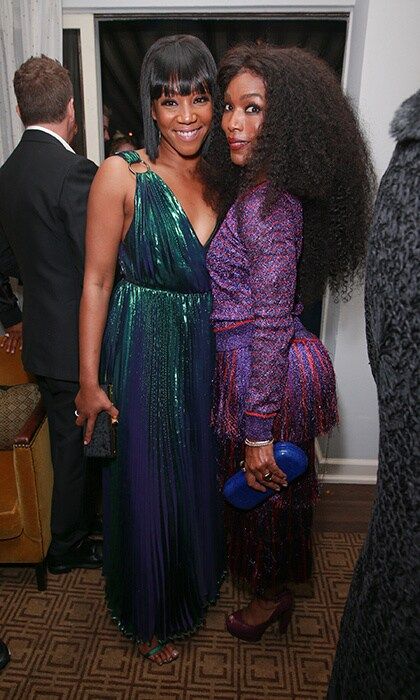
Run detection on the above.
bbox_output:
[101,281,225,642]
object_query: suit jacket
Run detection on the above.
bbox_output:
[0,129,97,381]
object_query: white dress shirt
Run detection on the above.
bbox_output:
[25,125,75,153]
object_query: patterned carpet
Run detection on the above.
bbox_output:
[0,532,364,700]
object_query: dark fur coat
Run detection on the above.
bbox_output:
[328,91,420,698]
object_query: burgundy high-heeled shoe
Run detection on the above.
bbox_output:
[226,589,294,642]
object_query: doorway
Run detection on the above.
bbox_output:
[99,15,347,148]
[65,14,348,336]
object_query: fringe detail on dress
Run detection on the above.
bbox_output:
[211,326,337,595]
[219,439,318,596]
[276,337,338,442]
[212,344,246,442]
[212,335,338,443]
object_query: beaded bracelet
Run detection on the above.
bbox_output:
[244,437,274,447]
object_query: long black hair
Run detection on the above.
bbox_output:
[203,43,376,304]
[140,35,218,161]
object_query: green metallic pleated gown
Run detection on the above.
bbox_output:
[101,151,225,642]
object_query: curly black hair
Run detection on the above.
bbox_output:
[202,43,375,304]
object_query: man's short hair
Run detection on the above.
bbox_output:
[13,55,73,127]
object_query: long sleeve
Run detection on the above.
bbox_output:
[241,189,302,440]
[59,157,97,276]
[0,278,22,328]
[0,224,22,328]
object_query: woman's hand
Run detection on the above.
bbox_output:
[1,322,23,353]
[75,384,119,444]
[244,443,288,492]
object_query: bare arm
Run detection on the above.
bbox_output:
[75,157,129,441]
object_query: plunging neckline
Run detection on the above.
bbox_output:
[150,171,218,249]
[128,153,217,249]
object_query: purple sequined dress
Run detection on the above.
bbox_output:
[207,182,338,594]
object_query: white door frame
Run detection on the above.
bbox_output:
[63,13,103,164]
[63,1,367,170]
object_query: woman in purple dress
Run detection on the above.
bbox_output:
[204,44,374,640]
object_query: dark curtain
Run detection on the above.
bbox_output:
[63,28,86,156]
[99,16,348,335]
[100,17,346,143]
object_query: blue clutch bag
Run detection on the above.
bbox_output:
[223,441,308,511]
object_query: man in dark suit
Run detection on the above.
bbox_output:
[0,55,101,573]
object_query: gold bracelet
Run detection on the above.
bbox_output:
[244,437,274,447]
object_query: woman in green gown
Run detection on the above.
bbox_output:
[76,36,225,665]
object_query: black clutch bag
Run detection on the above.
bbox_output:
[84,384,117,458]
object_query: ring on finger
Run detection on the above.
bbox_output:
[263,471,272,482]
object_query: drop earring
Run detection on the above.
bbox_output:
[154,124,161,145]
[152,118,161,145]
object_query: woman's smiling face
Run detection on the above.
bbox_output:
[222,70,266,166]
[152,90,213,158]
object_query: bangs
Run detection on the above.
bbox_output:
[151,76,211,100]
[148,41,216,100]
[140,35,217,160]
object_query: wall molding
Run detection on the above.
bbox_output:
[315,442,378,483]
[63,1,357,14]
[320,459,378,484]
